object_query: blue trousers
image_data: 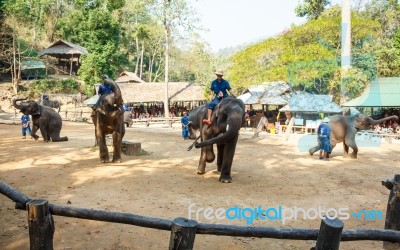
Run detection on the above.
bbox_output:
[182,128,189,139]
[22,125,31,136]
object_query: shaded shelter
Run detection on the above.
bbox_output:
[38,40,88,76]
[21,60,46,80]
[279,93,342,113]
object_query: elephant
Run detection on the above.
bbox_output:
[188,97,245,183]
[124,111,133,128]
[91,77,125,163]
[187,104,207,140]
[309,113,399,158]
[41,99,61,113]
[13,98,68,142]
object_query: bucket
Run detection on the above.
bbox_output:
[270,128,276,134]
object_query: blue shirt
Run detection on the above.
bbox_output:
[181,116,190,126]
[98,83,113,95]
[21,115,30,125]
[318,123,331,138]
[210,79,231,98]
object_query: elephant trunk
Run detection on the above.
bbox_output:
[13,98,27,110]
[196,118,242,148]
[371,115,399,125]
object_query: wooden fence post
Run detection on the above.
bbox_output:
[382,174,400,249]
[314,217,343,250]
[169,217,197,250]
[27,199,54,250]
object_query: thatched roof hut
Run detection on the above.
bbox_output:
[38,40,88,57]
[115,71,145,83]
[38,40,88,76]
[118,82,206,106]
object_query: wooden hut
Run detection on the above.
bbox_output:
[115,71,145,83]
[38,40,88,76]
[118,82,206,112]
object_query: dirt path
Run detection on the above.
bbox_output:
[0,120,399,250]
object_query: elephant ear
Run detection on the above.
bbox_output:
[31,102,41,115]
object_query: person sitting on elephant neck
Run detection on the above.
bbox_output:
[317,117,332,161]
[94,74,123,115]
[202,70,235,126]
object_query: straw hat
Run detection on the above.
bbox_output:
[215,70,224,76]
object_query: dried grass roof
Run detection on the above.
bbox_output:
[119,82,206,103]
[115,71,145,83]
[38,40,88,57]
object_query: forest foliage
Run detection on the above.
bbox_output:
[0,0,399,101]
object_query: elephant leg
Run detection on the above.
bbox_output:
[219,135,239,183]
[345,137,358,158]
[31,124,40,141]
[205,145,215,163]
[343,143,350,158]
[112,131,123,163]
[216,144,224,172]
[50,127,68,142]
[39,118,50,142]
[97,130,109,163]
[348,143,358,159]
[309,144,320,156]
[197,147,207,174]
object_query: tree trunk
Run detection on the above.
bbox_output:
[163,0,170,118]
[12,31,19,94]
[139,41,144,79]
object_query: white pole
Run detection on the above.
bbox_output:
[341,0,351,103]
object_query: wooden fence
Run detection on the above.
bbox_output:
[1,174,399,250]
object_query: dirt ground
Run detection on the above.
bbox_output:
[0,116,399,250]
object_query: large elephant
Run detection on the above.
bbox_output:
[309,113,399,158]
[188,97,245,183]
[92,77,125,163]
[13,98,68,142]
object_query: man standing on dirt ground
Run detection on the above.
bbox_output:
[21,114,32,139]
[317,117,332,161]
[181,112,191,140]
[202,70,235,126]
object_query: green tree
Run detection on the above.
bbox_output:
[295,0,331,20]
[57,1,125,94]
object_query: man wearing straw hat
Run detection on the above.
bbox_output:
[202,70,235,125]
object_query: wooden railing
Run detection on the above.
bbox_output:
[1,174,399,249]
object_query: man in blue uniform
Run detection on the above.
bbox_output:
[21,114,32,139]
[317,117,332,161]
[181,112,191,140]
[202,70,235,125]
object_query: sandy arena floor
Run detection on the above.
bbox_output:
[0,119,399,250]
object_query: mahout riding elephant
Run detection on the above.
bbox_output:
[41,99,61,113]
[309,113,399,158]
[13,98,68,142]
[188,97,245,183]
[92,76,125,163]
